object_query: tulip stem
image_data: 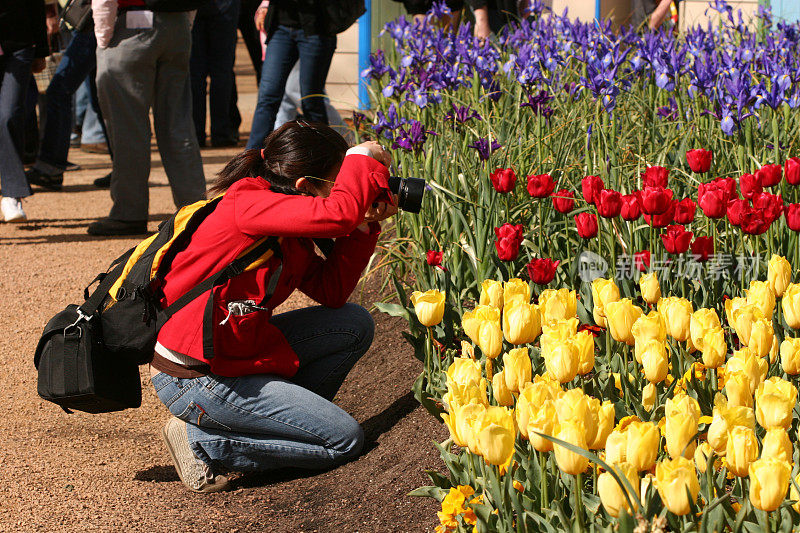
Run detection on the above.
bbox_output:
[574,473,584,531]
[540,452,548,513]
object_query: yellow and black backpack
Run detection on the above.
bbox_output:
[33,197,282,414]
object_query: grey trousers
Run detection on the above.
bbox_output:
[96,11,206,222]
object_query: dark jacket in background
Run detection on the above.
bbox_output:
[266,0,365,36]
[0,0,48,57]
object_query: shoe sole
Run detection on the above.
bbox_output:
[4,215,27,223]
[161,419,229,494]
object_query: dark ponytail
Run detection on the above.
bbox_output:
[209,120,350,197]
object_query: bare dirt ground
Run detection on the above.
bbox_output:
[0,47,446,532]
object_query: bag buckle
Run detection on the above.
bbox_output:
[64,308,91,337]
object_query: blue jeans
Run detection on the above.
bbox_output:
[151,303,374,473]
[38,30,106,171]
[190,0,241,145]
[74,78,106,144]
[0,47,34,199]
[246,25,337,149]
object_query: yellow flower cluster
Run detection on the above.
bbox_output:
[435,485,479,533]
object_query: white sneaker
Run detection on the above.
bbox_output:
[161,417,230,493]
[1,197,26,222]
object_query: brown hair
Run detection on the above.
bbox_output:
[209,121,349,196]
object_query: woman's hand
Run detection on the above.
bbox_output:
[355,198,398,233]
[255,7,268,31]
[353,141,392,168]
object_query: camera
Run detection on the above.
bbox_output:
[387,176,426,213]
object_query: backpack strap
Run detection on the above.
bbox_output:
[200,237,283,360]
[77,249,136,318]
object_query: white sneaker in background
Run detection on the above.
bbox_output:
[1,197,27,223]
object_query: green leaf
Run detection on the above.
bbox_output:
[408,485,445,499]
[373,302,411,320]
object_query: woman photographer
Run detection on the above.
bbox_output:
[150,120,396,493]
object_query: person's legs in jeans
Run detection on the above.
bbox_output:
[246,26,298,149]
[190,12,210,146]
[0,48,35,200]
[151,303,374,474]
[207,0,240,145]
[152,12,206,209]
[79,79,106,144]
[274,64,301,129]
[296,31,336,125]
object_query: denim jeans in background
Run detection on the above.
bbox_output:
[0,47,35,199]
[37,30,106,172]
[190,0,241,145]
[151,304,374,473]
[246,25,337,149]
[73,78,106,145]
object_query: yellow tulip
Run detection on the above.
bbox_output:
[655,457,700,516]
[747,318,774,359]
[639,273,661,305]
[541,317,579,338]
[411,289,446,326]
[462,306,503,359]
[492,371,514,406]
[659,297,693,342]
[590,400,615,450]
[769,336,779,365]
[725,425,759,477]
[726,348,767,394]
[625,421,659,472]
[724,371,754,408]
[539,288,577,325]
[462,305,493,344]
[761,428,792,463]
[598,462,639,518]
[605,299,644,346]
[745,280,776,318]
[516,380,558,439]
[665,394,700,459]
[554,388,597,446]
[701,327,727,369]
[446,357,483,389]
[782,283,800,329]
[527,399,557,452]
[724,296,747,327]
[553,421,589,475]
[442,402,485,449]
[604,429,628,466]
[503,347,532,393]
[781,338,800,375]
[693,442,715,473]
[573,330,595,375]
[749,458,791,512]
[443,380,488,411]
[642,382,656,412]
[472,406,516,466]
[790,473,800,513]
[503,278,530,308]
[502,301,541,345]
[591,278,620,328]
[755,377,798,429]
[641,339,669,384]
[732,303,765,346]
[690,308,721,351]
[706,394,755,454]
[768,255,791,297]
[480,279,504,309]
[544,340,578,384]
[632,311,667,363]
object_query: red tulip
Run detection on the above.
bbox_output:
[552,189,575,213]
[527,174,555,198]
[785,157,800,186]
[643,200,675,227]
[490,168,517,193]
[752,192,784,223]
[634,250,651,272]
[739,173,762,200]
[720,177,739,199]
[740,207,771,235]
[727,198,748,226]
[639,186,674,215]
[756,164,782,187]
[642,166,669,188]
[596,189,622,218]
[690,236,714,262]
[574,213,598,239]
[698,182,728,219]
[527,258,560,285]
[426,250,444,267]
[494,223,524,261]
[785,203,800,231]
[673,198,696,224]
[686,149,713,173]
[661,224,693,254]
[620,194,641,221]
[581,175,604,205]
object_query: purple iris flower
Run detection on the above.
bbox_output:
[520,90,554,117]
[468,138,502,161]
[444,104,481,125]
[392,120,435,152]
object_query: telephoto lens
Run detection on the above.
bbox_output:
[387,176,426,213]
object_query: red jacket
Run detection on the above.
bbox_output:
[156,154,391,377]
